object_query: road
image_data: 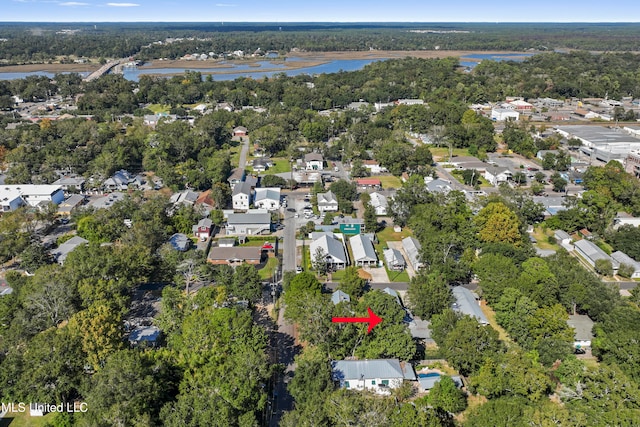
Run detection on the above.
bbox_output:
[281,194,299,273]
[237,136,250,170]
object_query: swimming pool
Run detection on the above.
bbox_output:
[418,372,441,379]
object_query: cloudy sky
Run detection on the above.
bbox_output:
[4,0,639,22]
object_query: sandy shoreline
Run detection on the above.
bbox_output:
[0,50,532,74]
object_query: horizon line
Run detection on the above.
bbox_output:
[1,21,640,24]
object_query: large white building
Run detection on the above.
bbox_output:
[0,185,64,212]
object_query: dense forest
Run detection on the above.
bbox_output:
[1,22,640,64]
[1,44,640,426]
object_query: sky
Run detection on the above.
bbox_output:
[3,0,640,22]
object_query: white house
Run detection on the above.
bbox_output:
[0,185,64,211]
[362,160,387,174]
[317,190,339,212]
[304,153,324,171]
[452,286,489,325]
[51,236,88,265]
[332,359,416,395]
[369,192,388,215]
[484,167,512,186]
[232,181,252,211]
[573,239,619,272]
[424,177,453,194]
[226,212,271,236]
[310,233,348,270]
[384,248,406,271]
[254,187,281,210]
[491,108,520,121]
[611,251,640,278]
[402,236,423,271]
[350,234,378,267]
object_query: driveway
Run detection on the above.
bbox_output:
[363,266,390,283]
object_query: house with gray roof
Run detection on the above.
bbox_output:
[383,287,402,306]
[554,230,572,245]
[227,168,245,190]
[86,192,126,209]
[484,167,512,186]
[128,326,161,348]
[418,374,463,392]
[304,153,324,171]
[170,190,199,207]
[226,212,271,235]
[424,177,453,194]
[369,192,388,215]
[52,175,85,192]
[232,181,253,211]
[384,248,406,271]
[567,314,594,349]
[169,233,191,252]
[254,187,281,210]
[611,251,640,278]
[310,233,348,270]
[402,236,423,270]
[452,286,489,325]
[350,234,377,267]
[332,359,416,395]
[51,236,88,265]
[331,290,351,305]
[573,239,619,272]
[317,190,339,212]
[57,194,85,216]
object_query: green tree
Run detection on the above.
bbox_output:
[338,266,366,299]
[475,202,522,246]
[427,375,467,413]
[550,172,567,192]
[594,258,613,277]
[407,272,452,320]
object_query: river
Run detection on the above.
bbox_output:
[0,53,534,81]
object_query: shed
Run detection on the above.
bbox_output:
[331,290,351,305]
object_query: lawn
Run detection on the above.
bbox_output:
[430,147,473,161]
[258,256,279,280]
[451,170,491,188]
[377,175,403,189]
[0,411,56,427]
[240,236,278,247]
[146,103,171,114]
[260,157,293,174]
[531,227,561,251]
[385,266,410,282]
[374,226,414,282]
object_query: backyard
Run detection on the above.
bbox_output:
[374,226,414,282]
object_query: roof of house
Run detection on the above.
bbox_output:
[86,192,126,209]
[356,178,382,186]
[228,168,244,182]
[195,189,215,207]
[52,175,85,186]
[574,239,618,268]
[169,233,190,251]
[254,187,281,202]
[611,251,640,270]
[554,230,572,241]
[52,236,88,264]
[217,237,236,247]
[350,234,377,262]
[332,359,416,381]
[383,287,401,305]
[317,190,338,205]
[304,152,324,162]
[401,236,422,268]
[425,178,452,193]
[196,218,213,228]
[331,290,351,305]
[170,190,199,205]
[369,192,388,208]
[452,286,489,325]
[384,248,405,267]
[232,180,253,197]
[129,326,161,344]
[227,212,271,225]
[310,234,347,264]
[485,167,512,177]
[208,246,262,262]
[567,314,595,342]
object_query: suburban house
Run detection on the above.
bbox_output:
[253,187,281,210]
[232,181,252,211]
[233,126,248,137]
[350,234,378,267]
[317,190,339,212]
[192,218,213,241]
[509,99,534,110]
[103,170,145,191]
[383,248,406,271]
[401,236,423,271]
[168,233,191,251]
[51,235,88,265]
[611,251,640,278]
[57,194,85,216]
[207,246,263,265]
[452,286,489,325]
[85,192,126,210]
[227,168,245,190]
[170,190,199,207]
[369,192,388,215]
[484,167,512,186]
[0,185,65,211]
[252,158,272,172]
[613,214,640,229]
[292,171,323,186]
[554,230,573,246]
[226,212,271,235]
[424,177,453,194]
[573,239,619,272]
[567,314,595,349]
[332,359,416,395]
[362,160,387,174]
[304,153,324,171]
[331,290,351,305]
[310,233,348,270]
[195,189,216,215]
[52,175,85,192]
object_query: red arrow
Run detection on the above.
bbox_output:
[332,307,383,334]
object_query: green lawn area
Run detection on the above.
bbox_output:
[385,266,410,282]
[374,226,414,282]
[0,411,56,427]
[430,147,472,161]
[260,157,292,174]
[377,175,403,189]
[531,227,561,251]
[451,170,491,188]
[258,256,279,280]
[376,226,414,243]
[239,236,277,247]
[147,103,171,114]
